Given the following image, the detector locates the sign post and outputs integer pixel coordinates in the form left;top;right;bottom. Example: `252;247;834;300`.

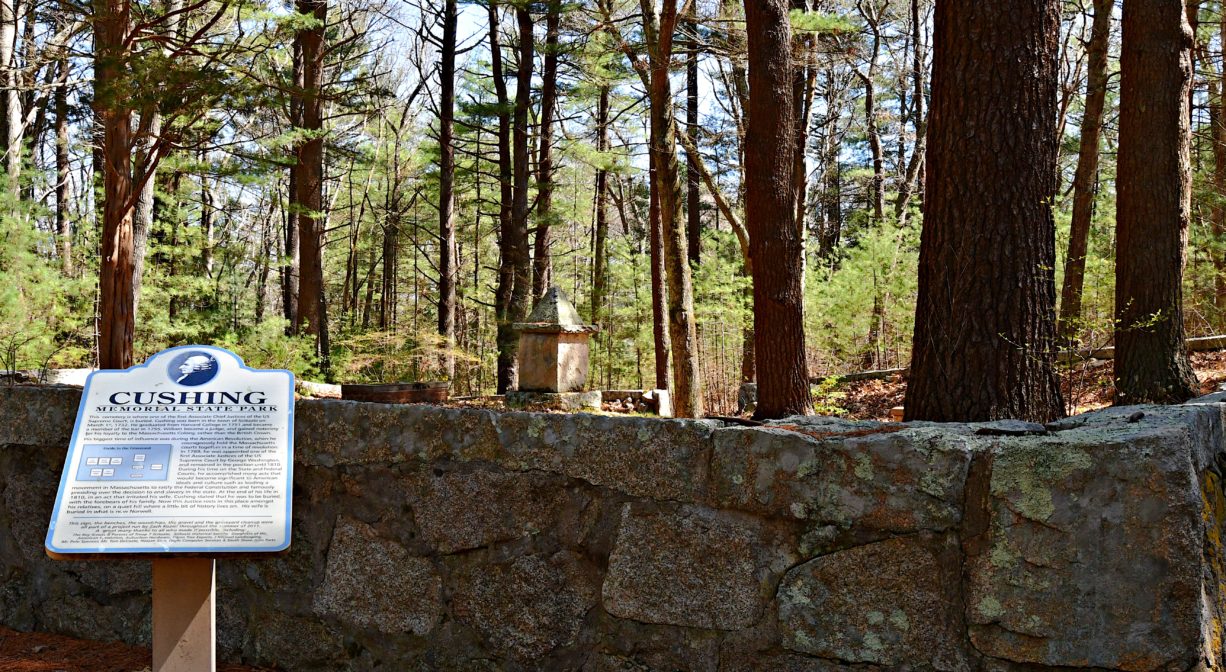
153;557;215;671
44;346;294;672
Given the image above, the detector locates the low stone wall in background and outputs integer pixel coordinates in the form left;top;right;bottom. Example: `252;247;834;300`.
2;385;1226;671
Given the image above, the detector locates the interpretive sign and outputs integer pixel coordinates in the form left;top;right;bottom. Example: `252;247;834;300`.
45;346;294;556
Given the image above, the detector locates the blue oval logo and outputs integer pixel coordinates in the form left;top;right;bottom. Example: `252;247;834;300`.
168;351;219;386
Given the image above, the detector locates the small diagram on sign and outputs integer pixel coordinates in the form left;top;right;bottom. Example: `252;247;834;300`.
75;444;172;482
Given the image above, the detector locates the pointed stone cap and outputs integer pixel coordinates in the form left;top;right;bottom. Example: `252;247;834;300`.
514;287;600;334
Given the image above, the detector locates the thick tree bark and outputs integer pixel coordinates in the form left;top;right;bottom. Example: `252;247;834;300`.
745;0;812;419
905;0;1064;422
591;83;610;327
1114;0;1199;404
437;0;457;378
532;2;561;299
1057;0;1112;340
294;0;328;372
95;0;135;369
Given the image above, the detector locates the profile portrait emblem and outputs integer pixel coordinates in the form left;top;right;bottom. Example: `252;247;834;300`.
168;351;219;386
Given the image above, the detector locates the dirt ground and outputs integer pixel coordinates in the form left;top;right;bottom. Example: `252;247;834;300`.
0;625;275;672
828;350;1226;421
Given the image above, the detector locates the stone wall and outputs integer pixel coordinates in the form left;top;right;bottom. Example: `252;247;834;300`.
2;385;1226;671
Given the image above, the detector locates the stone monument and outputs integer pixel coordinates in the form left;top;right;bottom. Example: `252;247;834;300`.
506;287;602;411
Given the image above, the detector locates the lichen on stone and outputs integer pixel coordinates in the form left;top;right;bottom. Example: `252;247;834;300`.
977;596;1005;621
989;443;1093;522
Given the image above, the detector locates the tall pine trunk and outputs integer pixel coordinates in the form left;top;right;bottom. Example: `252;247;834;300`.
745;0;812;419
1114;0;1199;404
1057;0;1112;340
437;0;457;378
905;0;1064;422
95;0;136;369
294;0;329;374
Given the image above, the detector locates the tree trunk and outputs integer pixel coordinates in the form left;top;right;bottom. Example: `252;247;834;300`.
1114;0;1199;405
857;2;885;222
201;166;216;280
649;154;671;391
380;215;398;330
361;240;375;329
894;0;927;224
283;37;302;329
685;15;701;265
818;70;844;257
167;170;182;321
591;83;610;327
645;0;702;417
95;0;136;369
507;5;534;384
490;0;518;393
792;5;817;232
494;5;534;393
1212;8;1226;321
55;53;71;275
437;0;457;378
745;0;812;419
294;0;327;356
1057;0;1112;340
905;0;1064;422
532;2;561;299
1;0;19;186
256;210;272;322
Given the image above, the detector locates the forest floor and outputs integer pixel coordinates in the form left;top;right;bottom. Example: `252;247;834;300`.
0;625;275;672
830;350;1226;421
